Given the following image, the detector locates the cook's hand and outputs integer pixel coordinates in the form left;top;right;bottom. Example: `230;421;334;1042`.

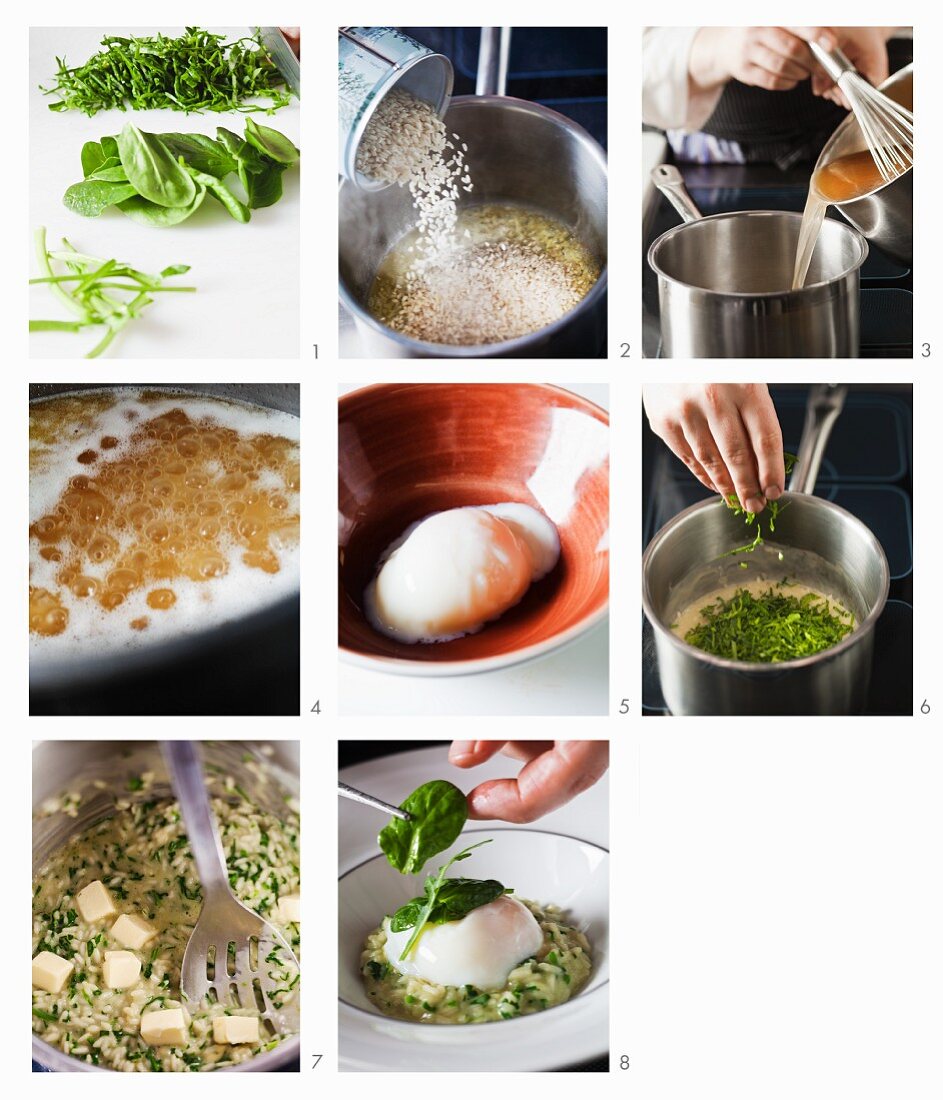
448;741;609;824
689;26;838;93
643;383;785;514
810;27;894;107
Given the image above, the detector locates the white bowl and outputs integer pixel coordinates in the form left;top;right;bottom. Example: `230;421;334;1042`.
338;828;609;1071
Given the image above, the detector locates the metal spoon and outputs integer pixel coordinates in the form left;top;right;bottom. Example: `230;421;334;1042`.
338;781;411;820
163;741;300;1033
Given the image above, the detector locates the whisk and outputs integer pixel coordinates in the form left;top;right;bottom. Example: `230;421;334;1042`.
810;42;913;184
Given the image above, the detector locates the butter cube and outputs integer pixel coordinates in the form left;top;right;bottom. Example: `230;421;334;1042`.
111;913;157;950
32;950;74;994
76;880;116;923
278;894;300;923
141;1007;188;1046
213;1015;260;1045
103;950;141;989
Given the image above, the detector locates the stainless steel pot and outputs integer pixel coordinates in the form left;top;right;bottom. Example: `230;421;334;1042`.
814;63;912;265
338;94;608;358
28;384;300;716
642;386;890;715
32;740;300;1072
648;164;867;358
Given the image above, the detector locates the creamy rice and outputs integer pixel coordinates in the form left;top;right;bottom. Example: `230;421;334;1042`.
32;772;300;1071
361;900;591;1024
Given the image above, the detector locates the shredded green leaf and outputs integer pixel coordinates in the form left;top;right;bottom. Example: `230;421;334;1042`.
683;580;855;662
41;28;292;116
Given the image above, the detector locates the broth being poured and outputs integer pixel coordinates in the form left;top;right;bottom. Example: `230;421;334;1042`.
792;71;913;290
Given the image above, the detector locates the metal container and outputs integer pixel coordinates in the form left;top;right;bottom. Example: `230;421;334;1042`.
648;164;867;358
28;384;300;716
338;26;453;189
338;95;608;357
816;63;912;265
32;740;300;1072
642;386;890;715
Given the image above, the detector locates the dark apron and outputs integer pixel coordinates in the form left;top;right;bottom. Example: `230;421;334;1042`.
702;38;913;170
702;80;848;169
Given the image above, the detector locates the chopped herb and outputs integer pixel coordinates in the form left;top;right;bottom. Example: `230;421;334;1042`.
721;453;797;557
684;581;855;662
41;28;292;116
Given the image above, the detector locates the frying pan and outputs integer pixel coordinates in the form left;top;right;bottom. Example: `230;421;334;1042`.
28;383;300;717
642;385;889;715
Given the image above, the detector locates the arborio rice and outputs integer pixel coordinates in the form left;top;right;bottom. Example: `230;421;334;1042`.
356;86;600;346
32;772;300;1071
360;900;591;1024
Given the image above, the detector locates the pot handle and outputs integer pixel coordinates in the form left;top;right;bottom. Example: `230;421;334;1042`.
788;384;847;495
477;27;511;96
651;164;704;224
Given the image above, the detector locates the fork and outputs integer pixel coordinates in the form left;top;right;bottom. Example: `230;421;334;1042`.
163;741;300;1035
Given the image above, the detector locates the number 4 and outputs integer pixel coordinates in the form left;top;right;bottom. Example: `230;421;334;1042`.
311;700;321;714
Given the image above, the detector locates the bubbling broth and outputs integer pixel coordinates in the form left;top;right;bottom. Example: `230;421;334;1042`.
29;389;300;658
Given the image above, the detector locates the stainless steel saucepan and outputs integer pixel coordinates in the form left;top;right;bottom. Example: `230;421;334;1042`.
642;385;889;715
814;63;912;265
338;29;607;358
648;165;867;358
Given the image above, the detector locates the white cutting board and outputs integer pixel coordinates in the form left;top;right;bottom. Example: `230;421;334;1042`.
29;27;300;359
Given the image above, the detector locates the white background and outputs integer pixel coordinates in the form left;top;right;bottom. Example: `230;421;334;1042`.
13;3;941;1098
29;26;300;359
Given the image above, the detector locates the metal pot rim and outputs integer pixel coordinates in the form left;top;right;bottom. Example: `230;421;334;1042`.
647;209;867;298
338;94;609;357
641;493;890;673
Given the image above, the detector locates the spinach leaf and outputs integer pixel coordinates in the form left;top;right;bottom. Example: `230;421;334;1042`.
379;780;467;875
426;877;509;923
244;117;300;165
390;877;508;932
184;165;250;224
80;141;106;177
117;186;206;228
87;165;128;183
246;162;286;209
215;126;267;197
117;125;196;209
101;136;120;161
63;180;138;218
156;133;237;179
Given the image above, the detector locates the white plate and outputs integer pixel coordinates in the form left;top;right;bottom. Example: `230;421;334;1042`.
338;745;610;1072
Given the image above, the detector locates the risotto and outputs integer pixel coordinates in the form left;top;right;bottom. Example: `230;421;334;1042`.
361;900;591;1024
32;770;300;1071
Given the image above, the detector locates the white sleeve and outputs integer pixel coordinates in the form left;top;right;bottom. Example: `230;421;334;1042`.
642;27;725;133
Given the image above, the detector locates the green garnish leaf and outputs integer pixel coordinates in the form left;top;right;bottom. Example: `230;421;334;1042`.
379;780;468;875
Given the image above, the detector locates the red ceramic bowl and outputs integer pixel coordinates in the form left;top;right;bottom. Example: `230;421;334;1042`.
338;383;609;675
